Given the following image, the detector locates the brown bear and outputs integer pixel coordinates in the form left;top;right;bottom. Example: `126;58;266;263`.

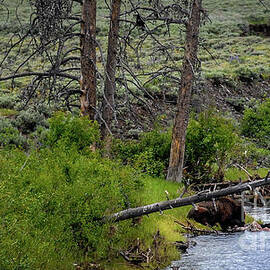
187;197;245;230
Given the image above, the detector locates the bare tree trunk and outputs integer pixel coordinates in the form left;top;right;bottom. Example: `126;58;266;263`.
101;0;121;139
167;0;202;182
104;173;270;222
80;0;96;120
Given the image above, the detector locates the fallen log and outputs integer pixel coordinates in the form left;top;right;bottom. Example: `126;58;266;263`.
104;172;270;222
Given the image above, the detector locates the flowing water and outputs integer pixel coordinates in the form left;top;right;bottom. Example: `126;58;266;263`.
166;207;270;270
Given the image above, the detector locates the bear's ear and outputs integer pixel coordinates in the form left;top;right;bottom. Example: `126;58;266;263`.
197;206;209;214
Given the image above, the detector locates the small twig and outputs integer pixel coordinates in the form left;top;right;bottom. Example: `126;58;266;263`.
174;219;220;235
258;0;270;11
19;155;30;172
179;185;188;198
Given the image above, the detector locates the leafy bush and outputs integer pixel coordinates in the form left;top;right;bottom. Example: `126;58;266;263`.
241;99;270;148
0;144;142;269
114;111;239;181
234;65;258;83
0;93;18;109
45;112;100;151
243;142;270;167
185;110;238;182
133;150;166;176
113;127;171;177
14;108;48;134
0;118;26;147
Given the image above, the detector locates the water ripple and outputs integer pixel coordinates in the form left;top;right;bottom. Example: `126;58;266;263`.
166;207;270;270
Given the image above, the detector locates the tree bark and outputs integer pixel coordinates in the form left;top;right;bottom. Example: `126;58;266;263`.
104;173;270;222
167;0;202;182
80;0;96;120
101;0;121;139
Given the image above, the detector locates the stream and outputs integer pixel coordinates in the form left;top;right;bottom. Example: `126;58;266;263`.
166;207;270;270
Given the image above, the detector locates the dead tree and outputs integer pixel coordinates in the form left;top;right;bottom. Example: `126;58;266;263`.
167;0;202;182
101;0;121;139
0;0;95;116
0;0;81;110
0;1;202;140
80;0;97;120
105;173;270;222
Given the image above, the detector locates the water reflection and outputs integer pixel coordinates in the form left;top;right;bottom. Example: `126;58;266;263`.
166;207;270;270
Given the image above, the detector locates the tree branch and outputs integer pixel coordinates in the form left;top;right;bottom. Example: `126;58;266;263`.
104;172;270;222
0;72;79;82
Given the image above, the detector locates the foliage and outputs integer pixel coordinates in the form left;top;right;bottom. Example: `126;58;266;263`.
0;118;26;147
114;110;239;182
0;108;18;117
0;102;55;148
234;140;270;168
241;99;270;148
0;93;18;109
0;144;143;269
14;108;48;134
185;110;239;182
0;112;191;269
225;166;269;182
45;112;100;151
113;127;171;177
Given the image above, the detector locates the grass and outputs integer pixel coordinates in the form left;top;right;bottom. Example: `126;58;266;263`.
225;167;270;181
1;0;270;98
137;176;191;242
199;0;270;82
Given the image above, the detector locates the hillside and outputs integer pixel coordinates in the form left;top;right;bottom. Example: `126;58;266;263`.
0;0;269;126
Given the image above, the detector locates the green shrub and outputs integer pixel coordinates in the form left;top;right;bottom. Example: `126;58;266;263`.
11;101;57;135
114;111;239;181
243;142;270;167
133;150;166;176
113;127;171;177
45;112;100;151
0;146;142;269
185;110;238;182
234;65;258;82
0;93;19;109
241;99;270;148
0;118;26;147
14;108;48;134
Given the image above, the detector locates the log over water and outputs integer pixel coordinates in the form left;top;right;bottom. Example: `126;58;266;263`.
104;172;270;222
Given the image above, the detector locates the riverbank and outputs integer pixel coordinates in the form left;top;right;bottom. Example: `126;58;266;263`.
100;177;193;270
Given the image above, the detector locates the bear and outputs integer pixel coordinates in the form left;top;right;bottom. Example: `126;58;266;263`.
187;197;245;230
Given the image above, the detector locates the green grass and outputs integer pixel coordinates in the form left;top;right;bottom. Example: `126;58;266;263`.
225;167;270;181
138;176;191;242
